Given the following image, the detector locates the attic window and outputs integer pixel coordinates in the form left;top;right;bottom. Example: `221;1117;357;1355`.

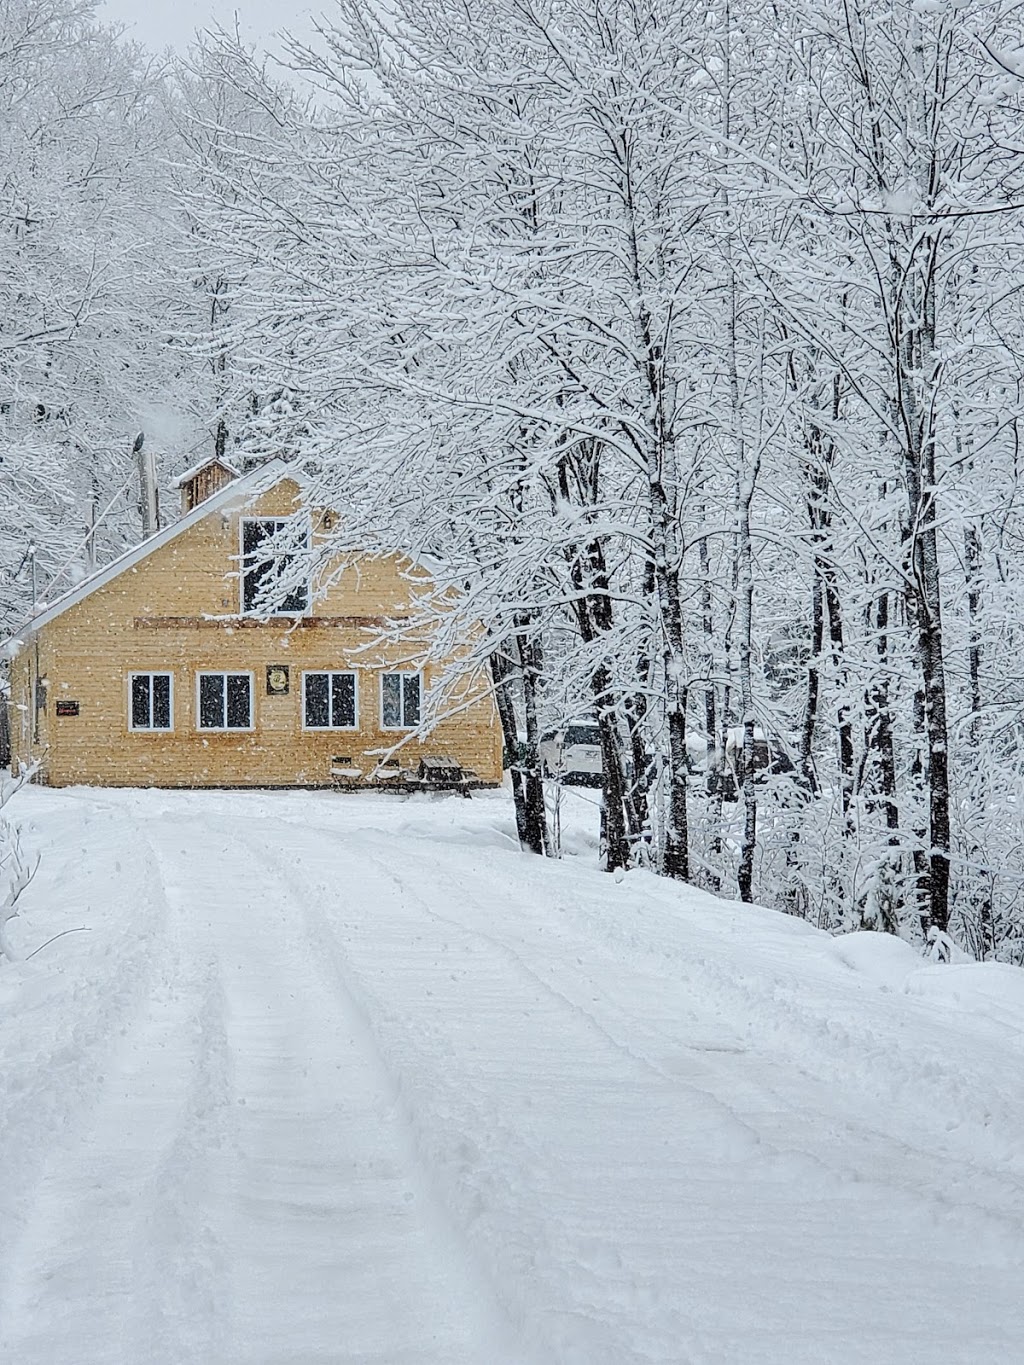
241;517;310;615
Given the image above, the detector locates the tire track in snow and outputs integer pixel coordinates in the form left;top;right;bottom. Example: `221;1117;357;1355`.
0;805;232;1365
380;831;1024;1252
512;855;1024;1220
237;818;721;1365
148;812;532;1365
0;801;172;1236
129;795;1024;1260
227;822;559;1365
249;813;1024;1365
11;789;1024;1363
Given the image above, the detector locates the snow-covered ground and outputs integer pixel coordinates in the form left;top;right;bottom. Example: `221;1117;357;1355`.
2;786;1024;1365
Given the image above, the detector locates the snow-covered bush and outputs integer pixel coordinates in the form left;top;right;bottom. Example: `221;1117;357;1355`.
0;767;39;963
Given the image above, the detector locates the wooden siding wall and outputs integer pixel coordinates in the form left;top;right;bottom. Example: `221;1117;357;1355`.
180;462;235;513
10;481;503;789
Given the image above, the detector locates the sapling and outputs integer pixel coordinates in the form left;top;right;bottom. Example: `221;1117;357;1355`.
0;765;40;963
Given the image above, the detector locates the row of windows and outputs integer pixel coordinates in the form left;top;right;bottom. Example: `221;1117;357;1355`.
130;670;422;733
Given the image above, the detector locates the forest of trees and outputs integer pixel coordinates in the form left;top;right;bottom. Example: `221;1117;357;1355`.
6;0;1024;960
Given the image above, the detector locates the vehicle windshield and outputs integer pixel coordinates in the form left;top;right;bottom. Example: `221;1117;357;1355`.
564;725;601;746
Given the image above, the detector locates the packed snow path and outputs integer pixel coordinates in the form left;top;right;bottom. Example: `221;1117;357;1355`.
2;789;1024;1364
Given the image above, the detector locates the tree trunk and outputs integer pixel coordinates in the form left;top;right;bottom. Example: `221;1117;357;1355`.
911;520;952;932
964;522;983;748
517;623;551;858
865;589;899;835
696;516;722;891
491;628;549;859
898;260;952;933
555;447;635;870
823;568;855;818
730;296;757;902
490;646;533;852
893;18;952;936
736;491;757;904
593;665;631;872
799;572;823;795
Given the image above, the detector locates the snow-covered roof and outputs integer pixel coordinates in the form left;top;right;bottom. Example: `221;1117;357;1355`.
172;455;241;488
6;458;290;645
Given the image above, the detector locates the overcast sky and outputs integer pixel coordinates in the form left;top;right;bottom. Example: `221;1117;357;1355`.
99;0;318;57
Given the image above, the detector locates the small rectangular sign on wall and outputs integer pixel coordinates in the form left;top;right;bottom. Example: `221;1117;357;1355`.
266;666;290;696
55;700;80;717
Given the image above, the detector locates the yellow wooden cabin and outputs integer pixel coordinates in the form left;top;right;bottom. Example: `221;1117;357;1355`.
5;458;503;790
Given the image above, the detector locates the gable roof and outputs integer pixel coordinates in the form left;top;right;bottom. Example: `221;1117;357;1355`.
6;457;292;646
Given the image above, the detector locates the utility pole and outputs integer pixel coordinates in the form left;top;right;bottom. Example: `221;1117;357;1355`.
134;431;159;539
86;476;97;574
15;542;38;609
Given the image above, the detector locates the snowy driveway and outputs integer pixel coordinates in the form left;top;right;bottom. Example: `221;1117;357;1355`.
2;787;1024;1364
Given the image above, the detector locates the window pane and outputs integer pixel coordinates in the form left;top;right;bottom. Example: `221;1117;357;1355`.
242;519;274;556
403;674;421;727
382;673;401;727
131;674;151;729
152;674;172;729
242;518;307;615
279;580;308;613
243;559;267;613
332;673;356;727
199;674;224;729
242;520;276;613
226;674;251;729
305;673;329;728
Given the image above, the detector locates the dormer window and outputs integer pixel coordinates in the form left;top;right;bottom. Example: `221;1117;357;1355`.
240;517;310;615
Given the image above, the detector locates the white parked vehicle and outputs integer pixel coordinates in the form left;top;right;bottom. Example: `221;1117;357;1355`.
539;721;603;786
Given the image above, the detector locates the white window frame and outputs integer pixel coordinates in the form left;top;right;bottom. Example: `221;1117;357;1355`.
380;670;422;731
128;671;174;733
238;515;312;618
301;670;359;731
195;670;255;732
